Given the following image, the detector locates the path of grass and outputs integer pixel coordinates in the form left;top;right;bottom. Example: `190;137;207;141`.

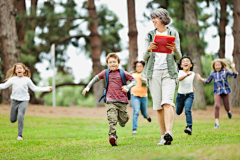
0;114;239;160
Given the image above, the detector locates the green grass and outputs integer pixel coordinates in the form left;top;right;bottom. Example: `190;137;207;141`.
0;114;240;160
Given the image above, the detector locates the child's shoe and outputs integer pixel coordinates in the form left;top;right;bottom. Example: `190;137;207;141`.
132;130;137;135
109;136;117;146
119;123;125;127
164;131;173;145
227;111;232;119
17;136;23;140
214;123;220;129
146;117;152;122
157;135;166;146
184;126;192;135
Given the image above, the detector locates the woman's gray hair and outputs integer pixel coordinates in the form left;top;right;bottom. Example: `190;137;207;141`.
150;8;171;25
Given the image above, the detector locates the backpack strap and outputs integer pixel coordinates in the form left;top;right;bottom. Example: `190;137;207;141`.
119;69;126;85
98;69;110;103
119;69;131;100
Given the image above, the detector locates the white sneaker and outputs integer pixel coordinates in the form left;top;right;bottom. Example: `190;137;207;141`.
157;136;166;146
17;136;23;140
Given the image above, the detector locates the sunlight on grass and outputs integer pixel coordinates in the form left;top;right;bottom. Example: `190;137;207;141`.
0;114;239;160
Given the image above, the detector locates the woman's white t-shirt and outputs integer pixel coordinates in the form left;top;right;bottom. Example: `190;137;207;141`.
0;76;50;101
178;70;195;94
153;30;168;69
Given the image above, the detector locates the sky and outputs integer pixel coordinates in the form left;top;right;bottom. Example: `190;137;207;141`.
29;0;234;83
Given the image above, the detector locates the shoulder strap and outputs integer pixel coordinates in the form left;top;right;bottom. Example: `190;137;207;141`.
105;69;110;88
119;69;126;85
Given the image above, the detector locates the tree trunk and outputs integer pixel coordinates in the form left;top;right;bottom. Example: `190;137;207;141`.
0;0;20;104
87;0;104;107
14;0;26;46
127;0;138;72
230;0;240;107
184;0;206;109
218;0;227;58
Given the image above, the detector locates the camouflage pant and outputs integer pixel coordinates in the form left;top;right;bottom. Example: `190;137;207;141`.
107;102;129;139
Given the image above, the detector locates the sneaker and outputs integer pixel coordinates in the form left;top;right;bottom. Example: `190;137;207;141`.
214;123;220;129
17;136;23;140
157;136;166;146
147;117;152;122
164;132;173;145
228;111;232;119
184;127;192;135
132;130;137;135
119;123;125;127
109;136;117;146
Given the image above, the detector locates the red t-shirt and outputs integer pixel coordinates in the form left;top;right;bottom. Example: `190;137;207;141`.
98;69;135;103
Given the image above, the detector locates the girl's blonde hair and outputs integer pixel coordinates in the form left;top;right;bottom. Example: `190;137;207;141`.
211;58;231;72
4;63;31;82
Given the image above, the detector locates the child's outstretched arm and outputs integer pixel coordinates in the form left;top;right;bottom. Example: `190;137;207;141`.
122;72;137;93
179;72;192;81
122;79;137;93
0;78;14;90
27;78;52;92
196;73;213;84
195;73;204;82
82;75;101;96
227;62;238;78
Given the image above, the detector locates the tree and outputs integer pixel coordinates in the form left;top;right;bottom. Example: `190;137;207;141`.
184;0;206;109
207;0;232;58
0;0;20;104
87;0;104;107
230;0;240;107
127;0;138;72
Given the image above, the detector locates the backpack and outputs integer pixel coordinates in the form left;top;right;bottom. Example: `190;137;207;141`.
98;69;131;103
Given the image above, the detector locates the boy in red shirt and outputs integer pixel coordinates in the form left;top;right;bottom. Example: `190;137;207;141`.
82;53;137;146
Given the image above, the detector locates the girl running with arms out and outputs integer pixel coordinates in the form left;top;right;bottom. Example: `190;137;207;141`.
196;59;238;128
0;63;52;140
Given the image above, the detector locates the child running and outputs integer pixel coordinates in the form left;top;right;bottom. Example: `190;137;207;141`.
176;56;195;135
0;63;52;140
196;59;238;128
130;60;151;135
82;53;137;146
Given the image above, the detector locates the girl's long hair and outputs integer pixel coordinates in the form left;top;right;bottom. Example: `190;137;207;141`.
211;58;231;72
4;63;31;82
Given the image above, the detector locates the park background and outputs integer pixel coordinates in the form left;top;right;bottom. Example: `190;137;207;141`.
0;0;240;159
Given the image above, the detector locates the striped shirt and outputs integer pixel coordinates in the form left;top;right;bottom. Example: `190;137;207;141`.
98;69;135;103
204;69;238;95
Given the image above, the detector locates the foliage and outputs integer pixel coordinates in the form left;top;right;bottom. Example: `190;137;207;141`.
0;114;240;159
35;72;95;107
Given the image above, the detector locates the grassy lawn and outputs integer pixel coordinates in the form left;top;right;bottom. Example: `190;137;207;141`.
0;114;239;160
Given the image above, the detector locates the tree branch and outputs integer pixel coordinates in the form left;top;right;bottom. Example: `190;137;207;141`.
55;34;86;46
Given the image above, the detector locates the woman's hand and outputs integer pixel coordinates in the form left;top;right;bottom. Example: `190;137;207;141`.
82;87;90;96
147;42;158;52
49;86;53;91
166;42;177;52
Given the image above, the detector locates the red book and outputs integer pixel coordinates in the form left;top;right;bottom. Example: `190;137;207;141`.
152;35;175;54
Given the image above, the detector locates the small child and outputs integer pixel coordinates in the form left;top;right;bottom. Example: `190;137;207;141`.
176;56;195;135
130;60;151;135
0;63;52;140
196;59;238;128
82;53;137;146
